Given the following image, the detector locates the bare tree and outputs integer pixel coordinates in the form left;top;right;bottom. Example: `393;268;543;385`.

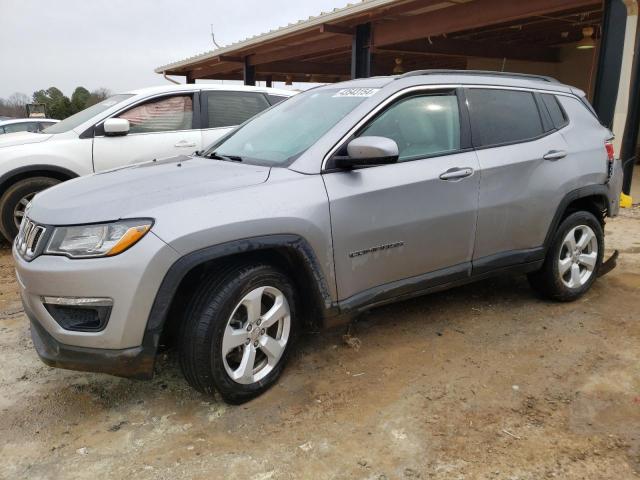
0;92;29;118
86;88;112;107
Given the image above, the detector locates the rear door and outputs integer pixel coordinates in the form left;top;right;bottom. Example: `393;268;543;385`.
92;92;201;171
323;89;480;301
200;90;271;149
466;87;571;271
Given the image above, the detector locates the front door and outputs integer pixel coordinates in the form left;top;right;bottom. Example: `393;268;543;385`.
323;90;480;302
92;92;201;172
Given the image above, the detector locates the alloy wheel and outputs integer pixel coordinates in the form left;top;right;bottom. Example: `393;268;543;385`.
558;224;598;289
13;193;35;230
222;286;291;385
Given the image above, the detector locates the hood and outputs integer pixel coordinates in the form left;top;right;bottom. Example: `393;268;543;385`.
0;132;53;148
28;155;271;225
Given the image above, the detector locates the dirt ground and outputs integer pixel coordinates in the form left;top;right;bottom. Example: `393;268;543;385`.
0;206;639;479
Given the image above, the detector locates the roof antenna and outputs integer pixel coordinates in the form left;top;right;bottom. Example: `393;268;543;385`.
211;24;222;49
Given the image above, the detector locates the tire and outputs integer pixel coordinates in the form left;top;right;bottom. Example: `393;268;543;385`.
528;211;604;302
0;177;60;241
179;263;298;404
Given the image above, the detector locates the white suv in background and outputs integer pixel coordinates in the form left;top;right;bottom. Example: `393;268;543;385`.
0;84;294;240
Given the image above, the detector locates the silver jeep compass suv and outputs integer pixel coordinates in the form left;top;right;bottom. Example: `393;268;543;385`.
14;71;623;403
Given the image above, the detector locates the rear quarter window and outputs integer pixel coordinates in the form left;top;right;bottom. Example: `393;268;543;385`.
556;96;603;130
555;95;606;153
267;94;289;105
466;88;544;147
541;93;568;130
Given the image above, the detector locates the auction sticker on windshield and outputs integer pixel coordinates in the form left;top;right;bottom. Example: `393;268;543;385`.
333;88;379;97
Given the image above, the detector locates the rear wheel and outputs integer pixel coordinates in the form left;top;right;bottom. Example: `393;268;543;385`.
179;263;297;404
0;177;60;241
528;211;603;301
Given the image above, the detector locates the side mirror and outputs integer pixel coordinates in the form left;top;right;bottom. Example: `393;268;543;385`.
103;118;130;136
334;136;399;169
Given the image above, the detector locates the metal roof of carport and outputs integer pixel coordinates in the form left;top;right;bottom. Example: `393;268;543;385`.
155;0;603;84
155;0;401;75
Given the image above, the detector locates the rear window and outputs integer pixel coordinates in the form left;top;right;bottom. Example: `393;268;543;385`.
541;93;568;129
466;88;544;147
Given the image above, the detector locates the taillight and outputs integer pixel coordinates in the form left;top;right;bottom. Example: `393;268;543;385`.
605;140;615;178
605;141;615;161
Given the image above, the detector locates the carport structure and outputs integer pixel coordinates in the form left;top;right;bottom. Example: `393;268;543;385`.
157;0;639;197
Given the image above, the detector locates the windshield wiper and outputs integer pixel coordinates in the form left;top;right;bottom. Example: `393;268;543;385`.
206;151;243;162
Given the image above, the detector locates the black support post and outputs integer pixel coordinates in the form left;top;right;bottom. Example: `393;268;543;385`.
186;73;195;84
620;20;640;195
592;0;627;128
243;58;256;86
351;23;372;79
265;75;273;88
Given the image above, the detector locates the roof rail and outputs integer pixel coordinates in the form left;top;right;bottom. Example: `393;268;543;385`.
398;69;559;83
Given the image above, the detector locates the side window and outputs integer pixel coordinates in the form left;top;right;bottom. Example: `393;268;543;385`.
466;89;544;147
541;93;568;130
206;91;270;128
118;95;193;134
358;93;461;162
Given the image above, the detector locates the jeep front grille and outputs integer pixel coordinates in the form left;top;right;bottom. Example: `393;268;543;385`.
16;218;46;260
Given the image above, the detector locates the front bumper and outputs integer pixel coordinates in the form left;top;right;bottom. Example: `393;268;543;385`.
29;315;154;379
13;231;180;378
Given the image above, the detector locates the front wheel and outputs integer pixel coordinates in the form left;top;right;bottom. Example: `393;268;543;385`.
179;263;297;404
528;211;604;301
0;177;60;241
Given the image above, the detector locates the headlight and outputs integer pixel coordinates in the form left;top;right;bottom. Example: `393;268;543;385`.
45;219;153;258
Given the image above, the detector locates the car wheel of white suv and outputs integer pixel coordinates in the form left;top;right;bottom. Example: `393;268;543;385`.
0;176;60;241
528;211;604;301
179;263;298;403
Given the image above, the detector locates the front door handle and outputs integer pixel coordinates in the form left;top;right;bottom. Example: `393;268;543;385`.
439;167;474;181
175;140;197;148
543;150;567;161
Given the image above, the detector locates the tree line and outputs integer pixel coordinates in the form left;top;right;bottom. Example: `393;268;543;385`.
0;87;111;120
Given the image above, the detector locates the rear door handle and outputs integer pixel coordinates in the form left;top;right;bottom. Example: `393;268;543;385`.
439;167;474;181
543;150;567;161
175;140;197;148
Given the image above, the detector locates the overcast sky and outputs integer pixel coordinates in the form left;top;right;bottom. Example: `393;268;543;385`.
0;0;349;98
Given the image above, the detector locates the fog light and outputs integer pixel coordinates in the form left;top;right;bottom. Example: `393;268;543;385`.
42;297;113;332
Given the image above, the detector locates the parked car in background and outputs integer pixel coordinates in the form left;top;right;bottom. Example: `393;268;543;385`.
13;71;622;403
0;84;293;240
0;118;59;135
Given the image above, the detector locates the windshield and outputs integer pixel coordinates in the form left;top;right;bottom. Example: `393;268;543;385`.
42;94;134;134
203;88;376;166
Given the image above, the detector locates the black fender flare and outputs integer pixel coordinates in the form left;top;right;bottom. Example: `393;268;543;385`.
543;184;610;251
140;234;336;363
0;164;79;196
